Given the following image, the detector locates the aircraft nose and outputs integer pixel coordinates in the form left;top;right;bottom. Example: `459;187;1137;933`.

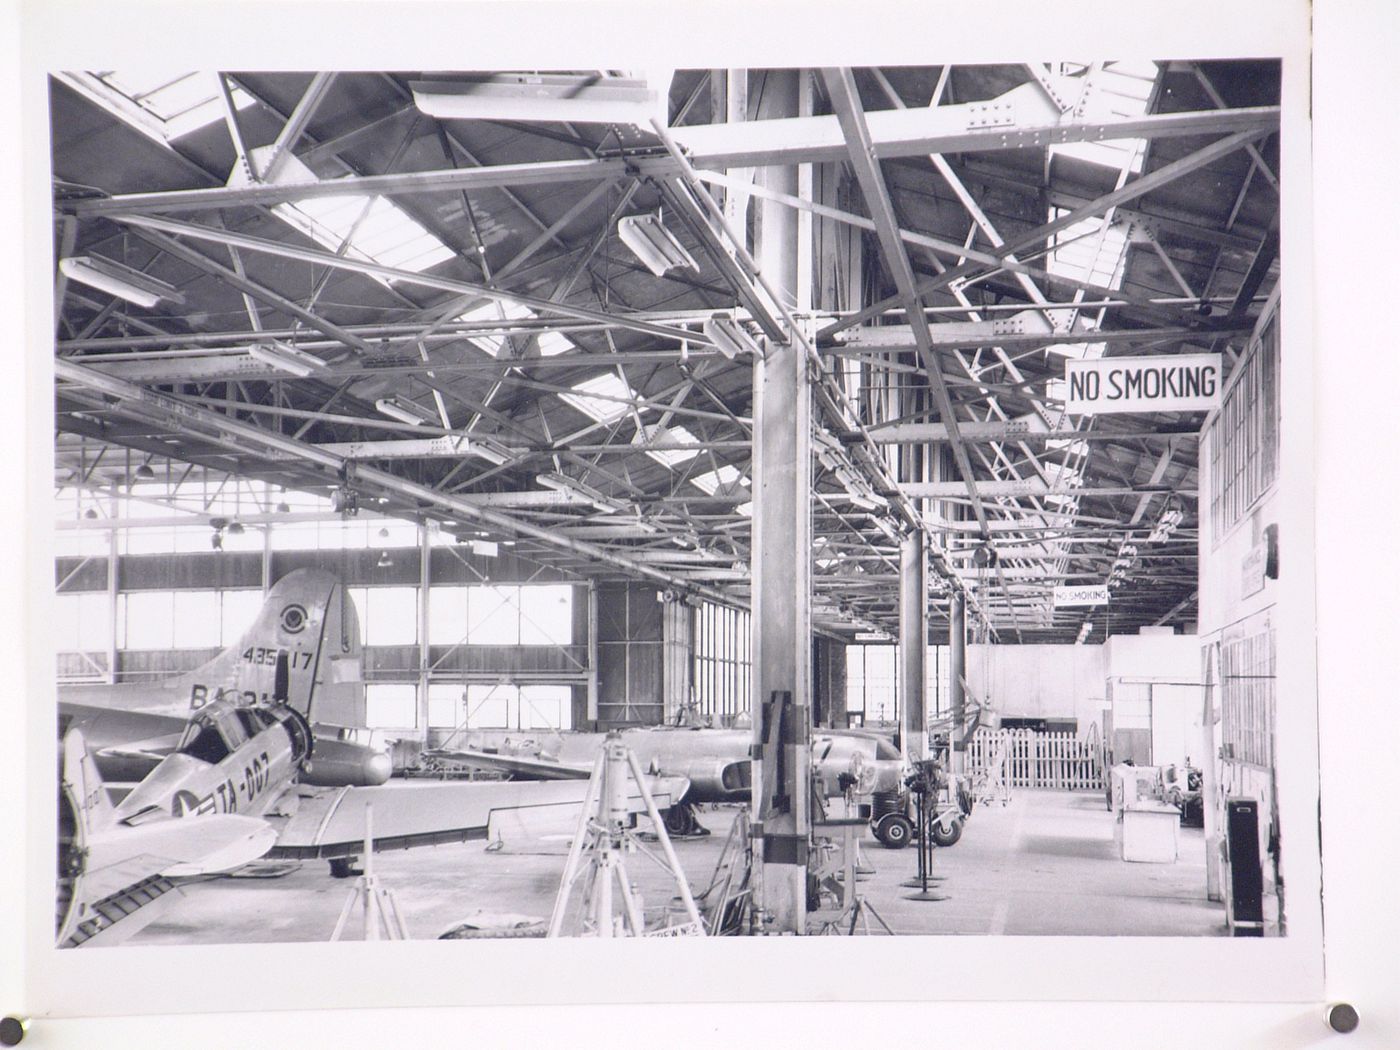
365;751;393;786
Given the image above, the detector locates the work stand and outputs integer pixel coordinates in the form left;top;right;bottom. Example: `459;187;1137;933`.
330;805;410;941
812;817;894;935
547;732;705;937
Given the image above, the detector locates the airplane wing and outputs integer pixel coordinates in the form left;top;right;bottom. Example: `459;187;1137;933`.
58;730;279;948
268;775;691;859
422;747;592;781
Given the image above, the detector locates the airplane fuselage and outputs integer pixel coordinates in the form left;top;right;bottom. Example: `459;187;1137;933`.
112;700;311;825
454;725;905;803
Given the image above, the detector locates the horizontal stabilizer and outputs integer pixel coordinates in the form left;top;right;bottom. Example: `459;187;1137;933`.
81;814;277;897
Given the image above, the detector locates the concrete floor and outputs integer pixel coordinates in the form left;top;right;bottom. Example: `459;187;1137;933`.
124;788;1225;944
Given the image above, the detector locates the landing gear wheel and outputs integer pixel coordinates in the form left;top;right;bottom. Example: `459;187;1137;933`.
929;817;964;848
874;813;914;849
328;857;362;879
663;804;698;837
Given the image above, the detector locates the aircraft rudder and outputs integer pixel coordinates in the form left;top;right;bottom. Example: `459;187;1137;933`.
178;568;348;716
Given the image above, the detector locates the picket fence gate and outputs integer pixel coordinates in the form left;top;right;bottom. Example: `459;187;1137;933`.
964;728;1104;792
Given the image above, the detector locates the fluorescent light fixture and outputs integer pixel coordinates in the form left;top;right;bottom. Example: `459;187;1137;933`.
411;73;664;126
847;492;883;512
703;314;761;359
813;432;849;474
249;340;329;378
59;255;185;309
536;472;575;495
536;472;622;514
469;539;499;558
466;434;515;467
617;213;699;277
376;397;436;426
872;518;900;541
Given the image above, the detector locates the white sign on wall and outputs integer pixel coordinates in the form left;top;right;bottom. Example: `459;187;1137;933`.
1065;354;1223;414
1054;584;1110;608
1242;540;1268;597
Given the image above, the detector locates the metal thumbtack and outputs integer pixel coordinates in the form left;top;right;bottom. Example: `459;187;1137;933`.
1325;1003;1360;1034
0;1016;29;1047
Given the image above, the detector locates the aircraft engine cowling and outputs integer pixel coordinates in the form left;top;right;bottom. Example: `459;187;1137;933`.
663;756;751;803
300;737;392;787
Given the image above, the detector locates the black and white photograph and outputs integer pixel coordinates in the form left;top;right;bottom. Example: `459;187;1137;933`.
5;0;1399;1044
44;58;1300;945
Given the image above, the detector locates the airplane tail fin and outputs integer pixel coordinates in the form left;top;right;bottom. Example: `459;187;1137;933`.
58;729;277;947
178;568;365;726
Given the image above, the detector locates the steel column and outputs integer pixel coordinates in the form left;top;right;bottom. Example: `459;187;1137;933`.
750;70;810;935
949;591;967;775
900;530;929;763
418;526;432;743
586;582;600;725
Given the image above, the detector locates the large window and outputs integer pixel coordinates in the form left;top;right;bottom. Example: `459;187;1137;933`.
270;516;419;552
1209;309;1280;542
694;602;751;718
845;644;951;725
116;590;251;650
847;645;898;723
428;584;573;648
346;586;419;646
461;683;572;730
366;683;417;729
427;683;465;730
1221;628;1275;770
53;592;112;652
219;590;266;646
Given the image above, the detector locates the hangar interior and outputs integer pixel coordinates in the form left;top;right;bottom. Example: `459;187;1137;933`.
48;62;1284;940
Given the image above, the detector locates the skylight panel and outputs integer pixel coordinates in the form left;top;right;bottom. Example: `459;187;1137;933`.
455;300;533;357
1048;212;1131;291
453;300;573;358
59;71;257;144
1049;61;1158;174
1046;438;1090;459
1041;461;1083;508
1044;207;1131;363
227;148;455;279
535;329;574;357
560;373;636;425
273;194;455;276
642;424;701;468
1042;462;1081;489
691;464;749;496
